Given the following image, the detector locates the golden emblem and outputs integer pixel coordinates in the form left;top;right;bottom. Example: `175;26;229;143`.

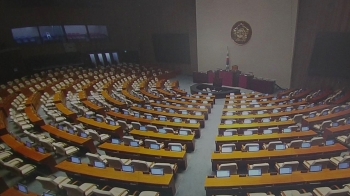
231;21;252;45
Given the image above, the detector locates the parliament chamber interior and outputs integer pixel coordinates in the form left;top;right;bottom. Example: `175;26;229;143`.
1;0;350;196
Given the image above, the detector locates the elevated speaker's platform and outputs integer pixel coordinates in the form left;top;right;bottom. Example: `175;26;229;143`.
190;83;240;99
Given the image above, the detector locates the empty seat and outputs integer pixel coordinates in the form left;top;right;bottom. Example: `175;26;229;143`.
330;155;350;167
336;135;350;144
138;191;160;196
4;161;36;176
313;120;332;131
248;193;274;196
105;156;131;170
287;140;303;148
151;162;176;174
248;163;269;173
220;144;236;152
62;183;97;196
92;186;129;196
53;143;79;156
242;143;259;151
280;190;313;196
217;163;237;175
275;161;299;171
36;175;71;192
130;160;153;172
86;153;109;165
303;158;330;169
144;139;164;149
312;186;349;196
263;141;283;150
309;137;324;146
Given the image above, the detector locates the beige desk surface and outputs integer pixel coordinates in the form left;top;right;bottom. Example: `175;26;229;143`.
56;161;173;185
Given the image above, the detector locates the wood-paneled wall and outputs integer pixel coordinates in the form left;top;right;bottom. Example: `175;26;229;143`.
291;0;350;89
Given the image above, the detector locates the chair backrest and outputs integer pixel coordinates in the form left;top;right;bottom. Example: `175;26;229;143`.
86;153;102;165
62;184;85;196
105;157;124;170
281;161;299;171
310;137;324;146
244;143;259;150
218;163;237;175
146;125;158;132
152;163;173;174
324;188;349;196
41;140;55;152
53;143;67;155
130;160;150;172
36;176;59;191
312;158;330;168
288;140;303;148
144;139;157;148
250;163;269;173
89;131;101;142
266;141;282;150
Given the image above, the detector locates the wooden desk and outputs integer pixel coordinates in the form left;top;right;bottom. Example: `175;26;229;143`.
215;130;317;151
99;142;187;169
78;91;88;101
56;161;176;195
101;90;127;108
24;106;44;126
224;97;290;105
130;129;195;151
1;187;38;196
76;117;123;138
1;134;57;172
205;168;350;196
150;102;209;118
25;92;41;110
331;92;350;104
218;120;296;134
41;125;97;153
0;111;7;136
106;111;201;138
221;105;330;120
55;103;77;121
166;99;212;111
302;109;350;126
81;100;105;116
324;124;350;139
52;92;63;103
223;104;294;112
130;106;205;128
211;143;347;171
122;90;144;104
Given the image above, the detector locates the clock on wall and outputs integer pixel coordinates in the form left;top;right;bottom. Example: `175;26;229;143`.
231;21;252;45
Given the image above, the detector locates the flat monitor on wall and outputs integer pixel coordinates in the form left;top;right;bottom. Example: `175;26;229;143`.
12;27;41;44
87;25;108;40
39;26;65;42
64;25;88;41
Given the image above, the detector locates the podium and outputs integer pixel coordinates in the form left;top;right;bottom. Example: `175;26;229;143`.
239;74;254;88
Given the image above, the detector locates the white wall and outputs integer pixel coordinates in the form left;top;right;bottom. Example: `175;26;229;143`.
196;0;298;88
